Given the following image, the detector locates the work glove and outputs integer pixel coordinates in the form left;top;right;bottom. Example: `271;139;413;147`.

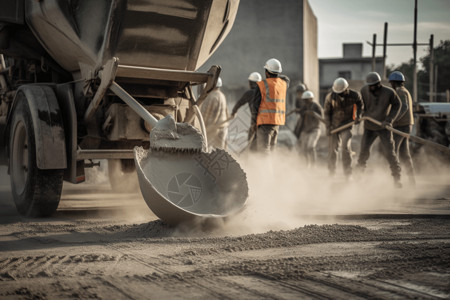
381;120;392;129
354;117;361;125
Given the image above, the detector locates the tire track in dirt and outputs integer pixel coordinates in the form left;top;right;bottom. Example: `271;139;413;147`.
365;277;445;299
0;254;122;280
224;275;338;300
154;250;330;299
301;272;438;299
104;243;277;299
145;237;450;299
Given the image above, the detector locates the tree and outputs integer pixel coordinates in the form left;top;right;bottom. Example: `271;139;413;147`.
420;40;450;100
388;40;450;102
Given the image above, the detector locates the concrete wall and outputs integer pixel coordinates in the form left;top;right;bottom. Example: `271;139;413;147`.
302;0;318;99
199;0;318;111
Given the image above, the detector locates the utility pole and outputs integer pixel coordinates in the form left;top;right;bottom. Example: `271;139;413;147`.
368;1;433;103
413;0;418;102
434;65;438;102
429;34;434;102
371;34;377;72
383;22;388;80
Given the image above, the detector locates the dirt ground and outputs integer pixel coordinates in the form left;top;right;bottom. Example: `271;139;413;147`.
1;161;450;299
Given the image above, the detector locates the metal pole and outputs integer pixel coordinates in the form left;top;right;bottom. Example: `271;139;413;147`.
413;0;418;102
372;34;377;72
429;34;434;102
434;65;438;102
383;22;388;80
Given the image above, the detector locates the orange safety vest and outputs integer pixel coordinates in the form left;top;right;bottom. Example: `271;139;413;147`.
256;78;286;126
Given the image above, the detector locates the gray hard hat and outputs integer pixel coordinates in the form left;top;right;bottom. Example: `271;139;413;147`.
366;72;381;86
296;83;306;93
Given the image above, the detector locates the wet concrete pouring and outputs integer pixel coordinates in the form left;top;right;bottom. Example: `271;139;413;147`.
0;164;450;299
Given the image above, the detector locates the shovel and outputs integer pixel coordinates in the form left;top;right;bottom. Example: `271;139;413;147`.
110;82;248;226
330;121;355;135
363;116;450;156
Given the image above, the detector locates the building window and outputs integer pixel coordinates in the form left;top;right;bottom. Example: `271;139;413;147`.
338;71;352;80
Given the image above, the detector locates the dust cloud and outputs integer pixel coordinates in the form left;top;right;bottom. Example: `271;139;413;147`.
64;147;449;236
59;160;153;224
222;147;450;235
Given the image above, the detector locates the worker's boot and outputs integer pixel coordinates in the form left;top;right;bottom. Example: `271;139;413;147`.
393;177;402;189
344;170;353;182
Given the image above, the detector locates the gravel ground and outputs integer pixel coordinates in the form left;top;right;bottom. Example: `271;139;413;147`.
1;163;450;299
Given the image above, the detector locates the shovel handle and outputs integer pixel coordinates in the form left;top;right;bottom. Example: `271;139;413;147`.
363;116;450;155
330;121;355;135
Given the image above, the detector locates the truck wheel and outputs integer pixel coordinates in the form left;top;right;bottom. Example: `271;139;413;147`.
9;94;63;217
108;159;139;193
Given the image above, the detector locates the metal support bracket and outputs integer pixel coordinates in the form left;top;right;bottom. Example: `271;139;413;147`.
84;58;119;121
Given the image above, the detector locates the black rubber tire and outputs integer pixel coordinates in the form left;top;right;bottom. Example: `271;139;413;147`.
9;93;63;217
108;159;139;193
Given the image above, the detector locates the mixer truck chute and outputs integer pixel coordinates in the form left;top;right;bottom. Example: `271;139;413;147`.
0;0;248;224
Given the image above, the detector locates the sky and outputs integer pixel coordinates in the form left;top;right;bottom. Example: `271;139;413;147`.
308;0;450;67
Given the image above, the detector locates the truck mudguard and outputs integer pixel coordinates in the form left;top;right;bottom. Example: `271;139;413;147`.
7;85;67;170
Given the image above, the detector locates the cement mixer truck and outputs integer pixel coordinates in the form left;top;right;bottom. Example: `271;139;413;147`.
0;0;248;224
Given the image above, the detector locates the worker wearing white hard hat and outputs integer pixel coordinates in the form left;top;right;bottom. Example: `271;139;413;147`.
200;77;229;149
253;58;290;153
295;90;323;166
231;72;263;152
323;77;363;179
295;83;307;109
231;72;262;118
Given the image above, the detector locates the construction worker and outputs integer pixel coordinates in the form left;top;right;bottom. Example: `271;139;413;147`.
253;58;289;153
293;83;307;137
296;91;324;166
356;72;403;187
200;77;229;149
295;83;307;110
231;72;262;150
388;71;416;185
324;77;363;179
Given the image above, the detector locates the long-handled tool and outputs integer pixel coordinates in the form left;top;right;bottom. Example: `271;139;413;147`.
330;121;355;135
363;116;450;155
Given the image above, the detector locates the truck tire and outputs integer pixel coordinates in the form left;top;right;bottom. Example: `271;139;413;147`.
9;94;63;217
108;159;139;193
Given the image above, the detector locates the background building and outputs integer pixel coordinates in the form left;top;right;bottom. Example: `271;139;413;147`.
318;43;383;104
199;0;318;132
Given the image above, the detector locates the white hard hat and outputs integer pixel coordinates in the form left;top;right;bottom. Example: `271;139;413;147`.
216;77;222;88
301;91;314;99
248;72;262;82
332;77;349;93
264;58;282;74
